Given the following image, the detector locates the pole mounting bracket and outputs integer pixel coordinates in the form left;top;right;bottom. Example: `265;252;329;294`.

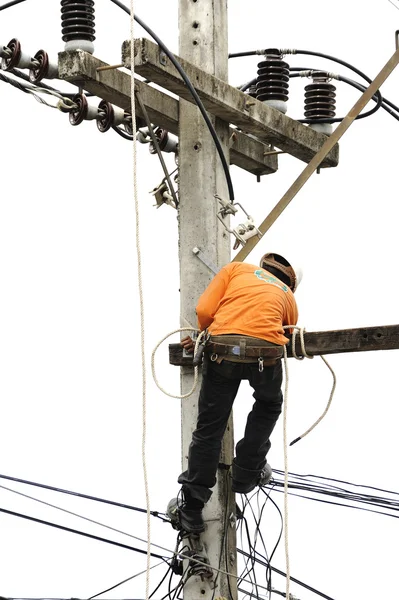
193;247;219;275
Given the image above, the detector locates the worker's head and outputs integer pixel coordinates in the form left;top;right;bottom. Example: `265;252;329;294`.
259;253;302;293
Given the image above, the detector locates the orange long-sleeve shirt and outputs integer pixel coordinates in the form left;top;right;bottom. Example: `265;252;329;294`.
196;262;298;346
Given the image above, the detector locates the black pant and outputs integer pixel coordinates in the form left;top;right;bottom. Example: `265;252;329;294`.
178;354;283;503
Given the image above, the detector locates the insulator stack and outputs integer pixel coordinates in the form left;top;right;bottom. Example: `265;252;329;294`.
61;0;95;54
304;71;336;135
256;49;289;114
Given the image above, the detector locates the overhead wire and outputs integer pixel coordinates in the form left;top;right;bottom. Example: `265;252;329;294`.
88;561;165;600
0;506;168;560
0;472;167;519
0;0;27;10
237;548;336;600
108;0;235;201
0;481;165;550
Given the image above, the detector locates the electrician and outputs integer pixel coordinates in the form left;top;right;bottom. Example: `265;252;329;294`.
171;253;301;534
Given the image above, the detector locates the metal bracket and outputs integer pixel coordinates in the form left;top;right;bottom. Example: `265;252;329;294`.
193;247;219;275
150;176;178;209
216;194;261;248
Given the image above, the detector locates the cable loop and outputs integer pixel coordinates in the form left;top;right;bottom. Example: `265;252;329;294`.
151;328;205;399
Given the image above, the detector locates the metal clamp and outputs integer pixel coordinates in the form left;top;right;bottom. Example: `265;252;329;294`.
216;194;260;248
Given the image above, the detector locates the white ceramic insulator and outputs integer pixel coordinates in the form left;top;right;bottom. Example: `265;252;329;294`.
64;39;94;54
263;99;288;114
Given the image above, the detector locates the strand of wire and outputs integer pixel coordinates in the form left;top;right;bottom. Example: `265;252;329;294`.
88;561;165;599
0;472;167;518
0;481;170;552
151;328;206;399
129;4;151;600
283;326;337;445
0;71;77;111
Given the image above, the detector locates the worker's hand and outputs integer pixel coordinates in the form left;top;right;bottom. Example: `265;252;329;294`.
181;336;195;353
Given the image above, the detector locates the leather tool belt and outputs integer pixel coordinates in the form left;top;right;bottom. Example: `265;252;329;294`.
206;334;284;363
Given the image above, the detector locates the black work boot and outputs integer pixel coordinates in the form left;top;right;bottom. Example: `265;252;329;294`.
168;490;205;534
179;491;205;534
231;460;272;494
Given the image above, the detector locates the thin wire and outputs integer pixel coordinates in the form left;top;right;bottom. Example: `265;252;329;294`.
88;561;165;599
0;72;76;111
0;482;158;549
237;549;336;600
0;472;166;518
387;0;399;10
0;506;167;560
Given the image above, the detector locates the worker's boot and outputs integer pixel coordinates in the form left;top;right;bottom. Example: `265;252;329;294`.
231;460;272;494
168;490;205;534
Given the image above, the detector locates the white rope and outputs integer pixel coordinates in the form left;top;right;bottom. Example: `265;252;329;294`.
286;325;337;446
280;325;337;600
151;328;206;398
282;345;291;600
129;4;151;599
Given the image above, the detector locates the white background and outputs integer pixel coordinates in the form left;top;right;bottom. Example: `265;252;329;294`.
1;1;399;599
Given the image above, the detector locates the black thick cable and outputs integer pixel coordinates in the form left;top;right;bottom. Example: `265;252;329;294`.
0;506;167;560
0;0;26;10
0;472;166;520
112;124;134;140
108;0;235;201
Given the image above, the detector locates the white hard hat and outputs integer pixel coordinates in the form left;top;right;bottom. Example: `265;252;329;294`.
259;252;302;293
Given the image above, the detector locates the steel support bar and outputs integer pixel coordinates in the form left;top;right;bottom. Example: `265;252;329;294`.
57;50;277;176
233;44;399;262
123;38;339;168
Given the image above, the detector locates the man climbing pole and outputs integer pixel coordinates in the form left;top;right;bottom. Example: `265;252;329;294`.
170;253;301;534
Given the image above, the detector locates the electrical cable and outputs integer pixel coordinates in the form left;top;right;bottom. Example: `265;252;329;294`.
237;548;336;600
108;0;235;201
0;0;27;10
112;123;134;140
0;472;167;520
231;47;386;123
0;71;76;111
0;481;167;550
88;561;165;600
0;506;168;560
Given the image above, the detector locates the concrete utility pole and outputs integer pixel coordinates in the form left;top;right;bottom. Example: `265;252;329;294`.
177;2;236;600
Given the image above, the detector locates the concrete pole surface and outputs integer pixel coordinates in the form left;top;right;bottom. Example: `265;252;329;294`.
178;1;237;599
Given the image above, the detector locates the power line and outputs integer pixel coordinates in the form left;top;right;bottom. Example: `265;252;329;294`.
238;548;336;600
0;0;27;11
0;506;168;560
0;472;167;519
88;561;166;600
